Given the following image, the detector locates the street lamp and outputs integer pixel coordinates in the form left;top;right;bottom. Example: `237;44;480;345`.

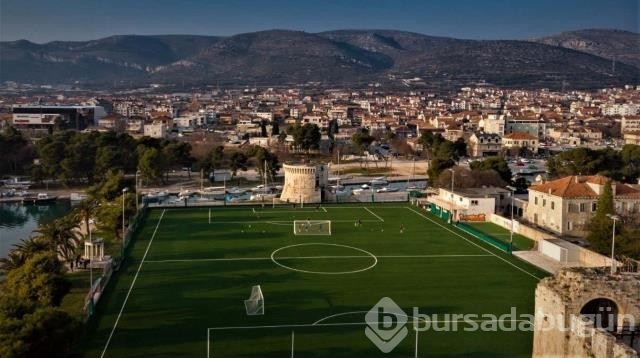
506;186;517;253
606;214;620;275
88;218;93;290
122;187;128;257
135;171;140;212
449;168;455;223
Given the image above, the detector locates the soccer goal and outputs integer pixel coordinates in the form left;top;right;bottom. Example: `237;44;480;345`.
244;285;264;315
293;220;332;235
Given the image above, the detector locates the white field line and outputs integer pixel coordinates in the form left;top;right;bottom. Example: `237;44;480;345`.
207;319;531;331
100;209;166;358
311;310;527;325
327;206;407;209
207;220;380;224
364;207;384;222
144;254;492;264
257;210;322;214
405;207;541;280
322;206;327;212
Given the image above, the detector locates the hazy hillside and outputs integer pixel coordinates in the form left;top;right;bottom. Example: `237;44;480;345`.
533;29;640;69
1;29;638;88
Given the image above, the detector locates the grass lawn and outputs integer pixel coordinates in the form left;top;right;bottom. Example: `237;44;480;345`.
82;203;547;357
466;222;536;251
60;270;91;321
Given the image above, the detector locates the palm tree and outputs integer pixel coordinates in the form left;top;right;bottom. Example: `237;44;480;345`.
72;199;96;237
0;237;49;274
32;217;81;267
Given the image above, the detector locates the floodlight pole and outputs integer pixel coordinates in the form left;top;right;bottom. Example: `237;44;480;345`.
506;186;516;253
449;168;455;223
135;171;140;212
122;187;128;257
89;220;93;290
606;214;620;275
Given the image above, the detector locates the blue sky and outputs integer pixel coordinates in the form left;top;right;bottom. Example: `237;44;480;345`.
1;0;638;43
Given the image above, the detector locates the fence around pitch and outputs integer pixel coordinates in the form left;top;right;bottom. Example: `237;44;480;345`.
454;222;512;254
83;203;148;320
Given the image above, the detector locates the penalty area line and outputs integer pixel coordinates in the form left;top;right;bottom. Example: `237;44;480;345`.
364;207;384;222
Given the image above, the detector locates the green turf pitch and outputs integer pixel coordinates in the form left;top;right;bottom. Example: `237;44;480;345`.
83;204;547;357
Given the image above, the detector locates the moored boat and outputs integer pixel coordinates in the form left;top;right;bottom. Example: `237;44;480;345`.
22;193;58;205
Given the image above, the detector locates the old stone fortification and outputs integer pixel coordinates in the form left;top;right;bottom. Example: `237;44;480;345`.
533;268;640;357
279;163;328;204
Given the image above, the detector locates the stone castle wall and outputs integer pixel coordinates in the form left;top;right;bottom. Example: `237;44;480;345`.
533;268;640;357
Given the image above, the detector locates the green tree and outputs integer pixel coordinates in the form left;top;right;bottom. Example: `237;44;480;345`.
253;147;280;181
470;157;512;183
87;169;126;201
351;128;374;152
0;126;32;174
289;123;321;151
229;152;248;178
138;147;166;184
94;145;123;176
427;158;455;184
2;252;70;307
586;180;615;254
0;307;79;358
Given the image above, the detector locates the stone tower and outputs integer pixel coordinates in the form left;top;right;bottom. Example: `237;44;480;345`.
279;163;328;204
533;268;640;357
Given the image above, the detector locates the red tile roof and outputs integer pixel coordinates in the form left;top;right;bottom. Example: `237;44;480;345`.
504;131;537;140
529;175;640;198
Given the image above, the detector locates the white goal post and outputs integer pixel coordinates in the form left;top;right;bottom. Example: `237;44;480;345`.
244;285;264;316
293;220;332;235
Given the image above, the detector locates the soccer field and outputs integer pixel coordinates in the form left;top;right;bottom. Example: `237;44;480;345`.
84;203;548;357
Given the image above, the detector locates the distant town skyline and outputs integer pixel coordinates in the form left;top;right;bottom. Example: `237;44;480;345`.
0;0;638;43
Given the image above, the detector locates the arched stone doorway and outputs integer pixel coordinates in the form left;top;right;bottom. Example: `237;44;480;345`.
580;298;619;331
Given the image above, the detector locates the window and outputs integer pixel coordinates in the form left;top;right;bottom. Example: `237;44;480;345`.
471;200;479;206
579;203;586;212
543;199;546;207
592;202;597;212
551;202;555;210
535;197;538;205
567;221;573;230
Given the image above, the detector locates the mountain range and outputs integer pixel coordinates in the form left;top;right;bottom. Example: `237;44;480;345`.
1;29;638;89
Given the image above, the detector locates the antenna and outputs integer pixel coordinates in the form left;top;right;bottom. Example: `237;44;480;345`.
612;59;616;74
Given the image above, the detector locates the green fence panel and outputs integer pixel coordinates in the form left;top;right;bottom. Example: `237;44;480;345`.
454;222;511;253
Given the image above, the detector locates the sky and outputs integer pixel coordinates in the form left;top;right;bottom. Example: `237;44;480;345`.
1;0;638;43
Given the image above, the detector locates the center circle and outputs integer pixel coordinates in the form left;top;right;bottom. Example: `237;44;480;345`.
270;243;378;275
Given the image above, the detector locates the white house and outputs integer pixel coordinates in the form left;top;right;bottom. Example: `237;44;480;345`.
428;187;510;222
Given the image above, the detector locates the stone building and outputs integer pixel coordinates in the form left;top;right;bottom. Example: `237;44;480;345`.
533;268;640;357
467;132;502;157
524;175;640;237
279;163;328;204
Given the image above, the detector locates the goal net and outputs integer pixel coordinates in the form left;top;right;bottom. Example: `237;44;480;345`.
293;220;332;235
244;285;264;316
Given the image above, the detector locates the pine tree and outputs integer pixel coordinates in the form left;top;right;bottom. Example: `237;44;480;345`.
586;180;615;254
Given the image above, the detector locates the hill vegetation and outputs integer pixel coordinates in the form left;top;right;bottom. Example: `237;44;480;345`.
1;29;638;89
